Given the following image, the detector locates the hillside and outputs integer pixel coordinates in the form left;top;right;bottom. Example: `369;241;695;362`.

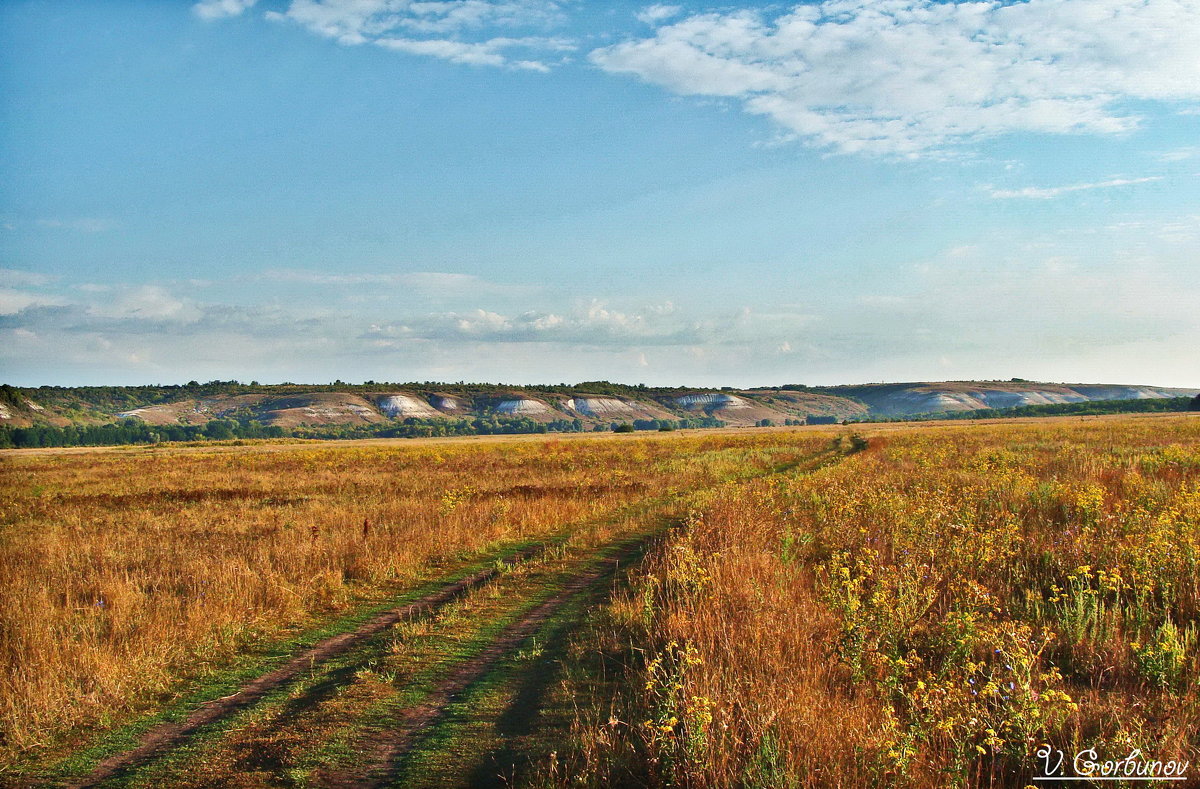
826;380;1195;417
0;381;866;431
0;380;1195;443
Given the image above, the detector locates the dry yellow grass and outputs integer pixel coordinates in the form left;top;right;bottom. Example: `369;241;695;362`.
556;416;1200;787
0;431;815;766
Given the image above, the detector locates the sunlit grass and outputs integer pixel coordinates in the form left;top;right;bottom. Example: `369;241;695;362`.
0;431;818;766
554;417;1200;787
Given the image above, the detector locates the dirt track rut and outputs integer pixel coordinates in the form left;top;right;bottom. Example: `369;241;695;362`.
312;536;651;789
69;543;549;788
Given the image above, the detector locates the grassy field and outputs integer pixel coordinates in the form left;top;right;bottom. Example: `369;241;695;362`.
0;430;823;784
548;416;1200;787
1;415;1197;787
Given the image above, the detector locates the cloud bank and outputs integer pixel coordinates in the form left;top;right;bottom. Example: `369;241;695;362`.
261;0;573;70
196;0;1200;154
592;0;1200;155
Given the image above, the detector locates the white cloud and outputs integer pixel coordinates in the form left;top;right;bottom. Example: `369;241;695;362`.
366;298;812;347
0;288;66;315
266;0;571;68
374;303;658;344
193;0;259;21
1154;147;1199;162
86;286;203;322
375;35;570;70
0;268;55;287
988;176;1163;199
590;0;1200;156
636;5;681;25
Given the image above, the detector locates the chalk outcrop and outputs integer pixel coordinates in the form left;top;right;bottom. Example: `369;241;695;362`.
674;393;751;410
564;397;635;416
430;395;464;412
376;394;440;419
495;398;552;416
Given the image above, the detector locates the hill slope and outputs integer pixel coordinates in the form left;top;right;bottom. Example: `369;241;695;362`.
1;379;1195;436
826;380;1194;417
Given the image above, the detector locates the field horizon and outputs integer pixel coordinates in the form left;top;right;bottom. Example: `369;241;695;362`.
3;414;1198;786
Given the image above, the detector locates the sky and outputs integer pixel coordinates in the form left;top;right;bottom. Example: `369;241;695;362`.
2;0;1199;389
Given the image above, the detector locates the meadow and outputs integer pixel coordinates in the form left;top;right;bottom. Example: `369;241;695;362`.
1;416;1197;787
0;430;814;779
552;416;1200;787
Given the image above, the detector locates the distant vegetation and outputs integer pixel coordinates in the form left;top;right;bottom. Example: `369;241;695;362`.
0;420;285;449
0;414;726;449
870;396;1194;422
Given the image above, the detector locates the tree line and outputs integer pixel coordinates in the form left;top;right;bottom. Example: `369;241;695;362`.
0;414;729;449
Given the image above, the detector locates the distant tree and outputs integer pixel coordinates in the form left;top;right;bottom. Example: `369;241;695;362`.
204;420;236;440
613;423;635;433
1190;394;1200;411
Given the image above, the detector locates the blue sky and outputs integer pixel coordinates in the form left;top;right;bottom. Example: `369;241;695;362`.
2;0;1198;388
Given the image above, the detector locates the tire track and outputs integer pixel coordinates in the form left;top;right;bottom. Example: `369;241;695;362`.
63;447;840;788
312;535;656;789
67;543;549;789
